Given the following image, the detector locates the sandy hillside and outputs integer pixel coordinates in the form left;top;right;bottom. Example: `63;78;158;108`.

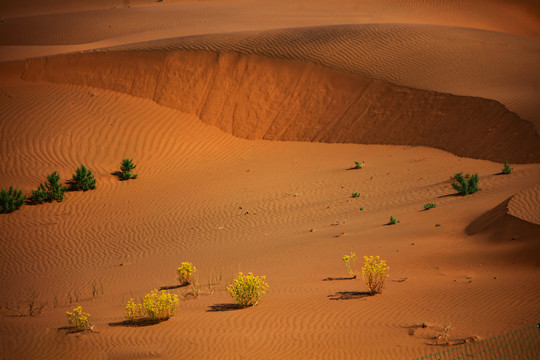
0;1;539;359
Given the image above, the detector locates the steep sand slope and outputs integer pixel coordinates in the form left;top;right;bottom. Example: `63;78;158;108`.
15;50;540;163
0;80;539;359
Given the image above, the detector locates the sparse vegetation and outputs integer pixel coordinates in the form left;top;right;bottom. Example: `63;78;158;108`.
125;289;179;323
389;216;400;225
424;203;437;210
362;255;389;295
177;262;196;286
343;252;357;278
118;158;138;181
354;161;365;169
451;173;479;195
30;171;68;204
226;272;269;308
0;186;26;213
352;192;360;198
207;272;222;295
66;306;93;332
71;164;96;191
91;280;104;298
502;161;512;175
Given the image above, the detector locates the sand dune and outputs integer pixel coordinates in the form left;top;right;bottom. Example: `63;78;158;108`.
1;0;539;359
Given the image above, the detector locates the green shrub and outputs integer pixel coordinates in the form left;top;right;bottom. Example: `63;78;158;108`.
342;252;357;277
125;289;179;323
424;203;437;210
451;173;479;195
30;172;68;204
362;255;389;295
71;164;96;191
0;186;26;213
502;162;512;175
352;192;360;198
354;161;365;169
389;216;400;225
118;158;138;181
66;306;93;331
227;272;269;308
177;262;196;286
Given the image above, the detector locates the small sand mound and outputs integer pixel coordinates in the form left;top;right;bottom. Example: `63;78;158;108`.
508;185;540;225
466;194;540;241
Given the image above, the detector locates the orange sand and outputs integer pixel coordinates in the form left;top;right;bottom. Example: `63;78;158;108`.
0;1;539;359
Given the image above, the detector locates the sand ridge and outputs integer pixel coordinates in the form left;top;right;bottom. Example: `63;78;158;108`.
15;49;540;163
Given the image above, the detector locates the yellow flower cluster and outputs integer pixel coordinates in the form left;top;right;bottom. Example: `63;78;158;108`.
177;262;196;285
226;272;269;308
361;256;390;295
66;306;92;331
342;252;357;277
125;289;179;322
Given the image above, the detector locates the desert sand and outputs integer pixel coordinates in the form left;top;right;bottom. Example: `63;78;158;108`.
0;0;539;359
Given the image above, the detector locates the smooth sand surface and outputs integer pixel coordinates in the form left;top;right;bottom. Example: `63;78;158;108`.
1;1;539;359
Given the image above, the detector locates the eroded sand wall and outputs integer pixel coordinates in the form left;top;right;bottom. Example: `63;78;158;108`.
19;50;540;163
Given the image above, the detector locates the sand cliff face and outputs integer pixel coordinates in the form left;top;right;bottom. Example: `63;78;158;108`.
20;50;540;163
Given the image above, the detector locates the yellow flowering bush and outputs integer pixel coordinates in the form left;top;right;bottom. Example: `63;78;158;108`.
125;289;179;323
343;252;357;277
226;272;269;308
362;256;389;295
177;262;196;285
66;306;92;331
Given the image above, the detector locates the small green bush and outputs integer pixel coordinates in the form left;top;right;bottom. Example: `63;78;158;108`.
118;158;138;181
71;164;96;191
227;272;269;308
66;306;92;331
352;192;360;198
451;173;479;195
177;262;196;286
354;161;365;169
362;255;389;295
125;289;179;323
30;172;68;204
0;186;26;213
389;216;400;225
502;162;512;175
424;203;437;210
342;252;357;277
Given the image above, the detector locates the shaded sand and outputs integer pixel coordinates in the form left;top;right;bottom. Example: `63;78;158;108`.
1;0;540;359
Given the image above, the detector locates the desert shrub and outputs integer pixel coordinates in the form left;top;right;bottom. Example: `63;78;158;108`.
118;158;138;181
362;256;389;295
66;306;92;331
30;172;68;204
125;289;179;323
177;262;196;286
451;173;479;195
352;192;360;198
0;186;26;213
354;161;365;169
424;203;437;210
342;252;357;277
389;216;400;225
226;272;269;308
71;164;96;191
502;162;512;175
